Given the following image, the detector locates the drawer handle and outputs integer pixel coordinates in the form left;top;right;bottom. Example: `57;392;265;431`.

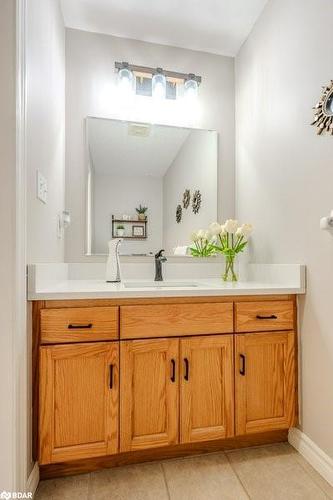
256;314;277;320
240;354;246;376
68;323;93;329
170;359;176;383
109;364;114;389
184;358;189;381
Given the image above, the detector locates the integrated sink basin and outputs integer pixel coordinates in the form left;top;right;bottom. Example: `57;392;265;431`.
123;281;199;288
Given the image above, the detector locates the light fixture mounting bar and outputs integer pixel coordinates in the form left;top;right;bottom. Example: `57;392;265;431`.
114;61;202;84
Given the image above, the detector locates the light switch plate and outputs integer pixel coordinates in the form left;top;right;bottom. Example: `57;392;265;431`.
37;170;47;204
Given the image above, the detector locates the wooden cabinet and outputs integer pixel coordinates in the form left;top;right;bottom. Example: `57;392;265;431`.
180;335;234;443
39;342;119;464
235;301;294;333
120;302;233;339
120;335;235;451
120;338;179;452
40;306;119;344
235;331;295;435
35;296;298;471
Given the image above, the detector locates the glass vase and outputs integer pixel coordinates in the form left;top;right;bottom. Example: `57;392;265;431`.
223;255;238;282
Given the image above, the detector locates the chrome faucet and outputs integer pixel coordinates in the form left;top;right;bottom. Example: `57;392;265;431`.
154;249;167;281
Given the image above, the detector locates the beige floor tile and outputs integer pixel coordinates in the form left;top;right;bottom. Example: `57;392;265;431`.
35;473;90;500
226;443;329;500
89;462;169;500
162;452;249;500
292;451;333;499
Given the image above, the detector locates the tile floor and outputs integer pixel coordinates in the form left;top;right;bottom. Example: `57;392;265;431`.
35;443;333;499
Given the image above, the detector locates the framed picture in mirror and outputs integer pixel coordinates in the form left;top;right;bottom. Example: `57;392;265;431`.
132;225;145;237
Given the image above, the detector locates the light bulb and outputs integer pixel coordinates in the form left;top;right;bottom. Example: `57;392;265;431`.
152;69;166;100
184;75;198;100
118;65;134;97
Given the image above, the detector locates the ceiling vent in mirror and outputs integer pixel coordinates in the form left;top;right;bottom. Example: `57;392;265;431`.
128;123;151;138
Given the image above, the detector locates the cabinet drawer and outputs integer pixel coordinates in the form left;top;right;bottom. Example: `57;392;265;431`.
41;307;119;344
120;303;233;339
235;301;294;333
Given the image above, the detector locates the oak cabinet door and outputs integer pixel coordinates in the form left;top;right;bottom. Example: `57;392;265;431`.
180;335;234;444
120;338;179;451
235;331;295;435
39;342;119;464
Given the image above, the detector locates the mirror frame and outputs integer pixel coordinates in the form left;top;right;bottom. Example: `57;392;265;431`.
312;80;333;135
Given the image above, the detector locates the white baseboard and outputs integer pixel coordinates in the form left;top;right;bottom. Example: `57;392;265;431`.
288;428;333;486
26;462;39;498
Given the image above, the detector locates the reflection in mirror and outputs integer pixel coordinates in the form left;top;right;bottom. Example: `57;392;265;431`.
325;93;333;116
86;117;217;256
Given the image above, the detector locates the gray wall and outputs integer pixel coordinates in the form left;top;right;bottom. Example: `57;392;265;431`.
65;28;235;261
236;0;333;458
27;0;65;263
163;131;217;253
92;173;163;255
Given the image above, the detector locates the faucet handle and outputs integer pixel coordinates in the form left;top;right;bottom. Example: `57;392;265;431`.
155;249;166;259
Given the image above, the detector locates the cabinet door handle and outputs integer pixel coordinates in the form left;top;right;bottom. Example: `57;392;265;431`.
184;358;189;381
256;314;277;320
170;359;176;382
68;323;93;329
109;364;114;389
239;354;246;376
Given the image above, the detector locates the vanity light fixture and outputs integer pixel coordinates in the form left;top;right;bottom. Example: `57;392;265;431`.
115;62;201;100
152;68;167;100
117;61;134;96
184;74;199;99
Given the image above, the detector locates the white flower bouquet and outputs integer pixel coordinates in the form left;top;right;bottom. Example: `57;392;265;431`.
190;220;253;281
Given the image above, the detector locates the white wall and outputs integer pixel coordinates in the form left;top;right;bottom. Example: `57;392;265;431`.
236;0;333;458
65;28;235;261
163;130;217;253
0;0;17;490
93;173;163;254
26;0;65;263
25;0;66;482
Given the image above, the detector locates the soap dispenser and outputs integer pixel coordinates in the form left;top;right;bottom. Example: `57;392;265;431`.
106;239;122;283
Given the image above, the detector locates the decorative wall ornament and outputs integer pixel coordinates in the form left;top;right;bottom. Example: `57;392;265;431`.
312;80;333;135
182;189;191;209
176;204;182;223
192;190;202;214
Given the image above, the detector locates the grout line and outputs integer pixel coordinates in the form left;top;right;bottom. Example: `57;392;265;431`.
224;451;252;500
225;441;288;454
87;472;92;500
160;462;171;500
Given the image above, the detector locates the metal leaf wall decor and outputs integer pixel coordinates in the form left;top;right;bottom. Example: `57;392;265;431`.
192;190;202;214
311;80;333;135
176;204;182;223
182;189;191;209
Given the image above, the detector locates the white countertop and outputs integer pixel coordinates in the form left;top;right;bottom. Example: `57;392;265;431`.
27;263;306;300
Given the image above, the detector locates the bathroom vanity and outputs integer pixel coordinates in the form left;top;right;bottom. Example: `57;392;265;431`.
29;264;305;479
29;115;306;479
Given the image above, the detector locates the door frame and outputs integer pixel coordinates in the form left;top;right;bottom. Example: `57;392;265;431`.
15;0;30;493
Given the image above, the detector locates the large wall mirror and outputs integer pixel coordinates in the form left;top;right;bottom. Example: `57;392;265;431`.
86;117;218;256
